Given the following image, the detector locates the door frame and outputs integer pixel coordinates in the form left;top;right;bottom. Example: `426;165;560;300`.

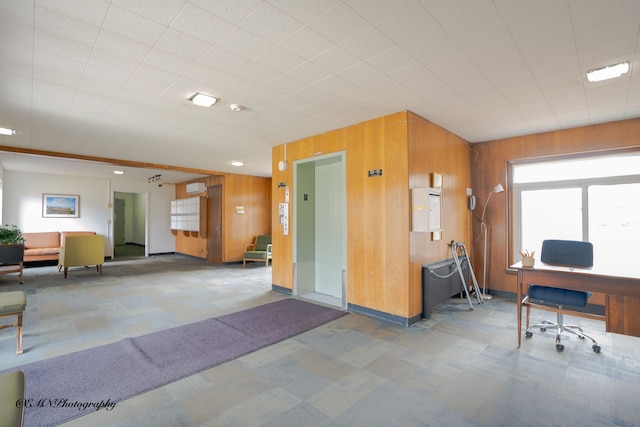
293;151;347;308
111;191;149;259
207;184;223;263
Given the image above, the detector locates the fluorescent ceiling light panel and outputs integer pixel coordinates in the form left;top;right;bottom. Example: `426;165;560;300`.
190;93;217;107
0;127;16;135
586;62;629;82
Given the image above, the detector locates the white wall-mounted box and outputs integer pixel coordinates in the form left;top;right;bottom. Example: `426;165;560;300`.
186;182;206;194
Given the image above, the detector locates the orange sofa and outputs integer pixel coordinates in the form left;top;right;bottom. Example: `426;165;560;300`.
22;231;96;262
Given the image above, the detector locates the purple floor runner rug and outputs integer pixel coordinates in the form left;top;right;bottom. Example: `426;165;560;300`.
2;298;347;427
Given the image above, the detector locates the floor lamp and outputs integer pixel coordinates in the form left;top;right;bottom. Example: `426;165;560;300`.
479;183;504;300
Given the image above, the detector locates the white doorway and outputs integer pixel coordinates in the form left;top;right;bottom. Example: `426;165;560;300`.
294;152;347;308
113;191;148;259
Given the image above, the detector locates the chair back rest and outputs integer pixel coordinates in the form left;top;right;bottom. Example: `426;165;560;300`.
62;235;105;265
254;235;272;252
540;239;593;267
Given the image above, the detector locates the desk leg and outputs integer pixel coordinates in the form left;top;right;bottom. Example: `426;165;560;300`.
517;270;523;348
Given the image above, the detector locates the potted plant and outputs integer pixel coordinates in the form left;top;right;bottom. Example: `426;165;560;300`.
0;225;26;276
0;224;25;245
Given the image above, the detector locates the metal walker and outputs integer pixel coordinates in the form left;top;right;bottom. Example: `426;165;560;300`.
449;241;483;309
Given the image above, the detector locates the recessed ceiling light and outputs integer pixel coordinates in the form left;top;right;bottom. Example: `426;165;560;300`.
0;127;16;135
190;92;217;107
586;62;630;82
228;161;245;167
113;170;125;175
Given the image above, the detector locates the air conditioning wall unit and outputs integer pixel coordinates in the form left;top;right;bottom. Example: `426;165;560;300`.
186;182;206;194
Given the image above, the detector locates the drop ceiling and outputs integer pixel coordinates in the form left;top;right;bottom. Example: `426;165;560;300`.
0;0;639;181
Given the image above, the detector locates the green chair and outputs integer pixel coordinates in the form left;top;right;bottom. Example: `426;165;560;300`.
0;370;25;427
0;291;26;354
243;235;272;267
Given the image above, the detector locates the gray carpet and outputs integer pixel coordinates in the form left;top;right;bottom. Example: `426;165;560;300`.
1;298;347;427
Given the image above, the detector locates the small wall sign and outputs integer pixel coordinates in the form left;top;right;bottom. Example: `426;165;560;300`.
368;169;383;177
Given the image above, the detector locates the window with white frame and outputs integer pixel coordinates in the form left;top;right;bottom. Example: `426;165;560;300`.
512;153;640;264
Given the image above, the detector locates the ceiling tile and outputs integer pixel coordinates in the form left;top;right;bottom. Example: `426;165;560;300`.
307;2;371;44
278;26;334;60
102;4;166;46
170;3;234;45
189;0;263;25
253;45;306;74
156;29;211;64
238;2;303;44
111;0;185;26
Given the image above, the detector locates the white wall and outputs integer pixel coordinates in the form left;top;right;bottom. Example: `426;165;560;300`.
133;192;147;245
2;171;176;255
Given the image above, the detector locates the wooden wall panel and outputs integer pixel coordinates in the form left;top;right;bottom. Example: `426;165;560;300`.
271;143;292;290
223;174;271;262
272;111;472;320
346;112;410;316
407;112;473;317
175;182;209;258
471;118;640;300
175;173;271;263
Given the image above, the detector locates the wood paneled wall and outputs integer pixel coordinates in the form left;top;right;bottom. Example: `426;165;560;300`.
175;173;271;262
471;118;640;301
407;111;473;316
272;111;472;321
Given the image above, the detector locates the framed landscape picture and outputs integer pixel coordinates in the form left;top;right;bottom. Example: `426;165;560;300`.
42;194;80;218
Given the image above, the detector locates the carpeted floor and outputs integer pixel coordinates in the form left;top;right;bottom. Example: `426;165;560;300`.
3;299;346;427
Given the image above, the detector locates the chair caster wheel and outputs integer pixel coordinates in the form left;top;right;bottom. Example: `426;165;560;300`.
540;327;546;332
525;331;533;338
578;335;585;339
556;344;564;352
593;345;601;353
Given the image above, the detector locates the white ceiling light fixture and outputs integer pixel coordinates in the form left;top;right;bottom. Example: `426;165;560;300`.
228;160;245;167
229;104;242;112
190;92;217;107
113;170;125;175
586;62;630;82
0;127;16;135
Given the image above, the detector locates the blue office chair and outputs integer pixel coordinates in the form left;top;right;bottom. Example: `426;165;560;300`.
523;239;601;353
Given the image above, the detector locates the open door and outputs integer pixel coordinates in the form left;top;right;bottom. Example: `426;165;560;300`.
113;192;147;259
294;152;347;308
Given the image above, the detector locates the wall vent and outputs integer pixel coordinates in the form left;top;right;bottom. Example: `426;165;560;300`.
186;182;206;194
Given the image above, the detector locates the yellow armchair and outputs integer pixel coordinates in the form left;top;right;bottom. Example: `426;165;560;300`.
59;235;105;278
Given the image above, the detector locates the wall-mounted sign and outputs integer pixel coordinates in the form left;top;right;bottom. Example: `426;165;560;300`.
368;169;383;177
236;206;244;214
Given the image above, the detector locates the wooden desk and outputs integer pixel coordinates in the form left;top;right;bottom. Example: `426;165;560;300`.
513;261;640;347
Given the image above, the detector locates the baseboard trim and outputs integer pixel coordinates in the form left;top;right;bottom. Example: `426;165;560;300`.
272;284;292;295
347;303;420;327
